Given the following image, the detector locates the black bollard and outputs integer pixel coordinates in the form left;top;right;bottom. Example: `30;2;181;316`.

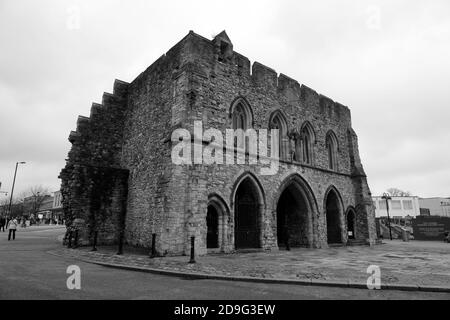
189;236;196;264
67;231;72;248
91;231;98;251
150;233;156;258
73;229;79;248
117;230;124;255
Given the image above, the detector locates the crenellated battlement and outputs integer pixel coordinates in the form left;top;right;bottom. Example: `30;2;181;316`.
89;103;103;118
185;31;352;123
278;73;301;101
252;61;278;88
113;79;129;97
69;79;129;147
75;115;90;134
247;59;350;122
318;94;350;122
233;52;251;75
67;30;353;161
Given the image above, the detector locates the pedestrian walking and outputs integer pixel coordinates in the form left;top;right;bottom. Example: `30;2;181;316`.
0;216;5;232
7;218;18;241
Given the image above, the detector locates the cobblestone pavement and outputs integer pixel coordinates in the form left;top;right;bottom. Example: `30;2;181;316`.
49;240;450;289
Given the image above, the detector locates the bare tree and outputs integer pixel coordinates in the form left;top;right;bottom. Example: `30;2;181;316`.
386;187;412;197
0;196;24;218
0;197;9;216
20;185;51;217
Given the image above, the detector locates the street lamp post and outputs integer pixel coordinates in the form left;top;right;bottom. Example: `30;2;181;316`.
7;162;26;218
382;193;393;241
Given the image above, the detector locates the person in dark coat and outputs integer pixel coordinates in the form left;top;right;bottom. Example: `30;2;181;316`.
0;216;5;232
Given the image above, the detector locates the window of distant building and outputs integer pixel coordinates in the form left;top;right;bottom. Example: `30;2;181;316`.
391;200;402;210
403;200;413;210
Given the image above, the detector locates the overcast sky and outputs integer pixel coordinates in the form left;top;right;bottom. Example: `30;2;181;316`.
1;0;449;199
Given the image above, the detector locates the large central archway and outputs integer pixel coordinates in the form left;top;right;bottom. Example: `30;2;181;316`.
275;175;315;248
325;187;343;244
276;184;311;248
234;175;264;249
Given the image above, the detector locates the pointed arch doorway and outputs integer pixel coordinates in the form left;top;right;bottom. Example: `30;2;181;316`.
346;209;356;240
325;188;343;244
206;205;219;248
234;176;264;249
206;194;230;252
275;175;315;248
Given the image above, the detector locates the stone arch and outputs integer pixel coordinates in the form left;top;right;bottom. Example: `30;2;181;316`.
272;173;318;248
325;130;339;171
272;173;318;213
269;109;289;160
207;193;231;252
230;171;266;209
208;193;231;215
268;109;288;132
229;96;253;130
324;186;345;244
231;172;265;249
300;121;316;144
345;206;356;240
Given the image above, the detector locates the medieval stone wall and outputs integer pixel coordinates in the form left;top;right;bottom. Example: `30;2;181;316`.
61;30;377;255
60;80;129;245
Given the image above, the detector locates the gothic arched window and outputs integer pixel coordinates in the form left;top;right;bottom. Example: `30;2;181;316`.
231;99;252;131
232;104;246;130
269;110;288;159
326;131;338;170
230;98;253;152
300;122;315;165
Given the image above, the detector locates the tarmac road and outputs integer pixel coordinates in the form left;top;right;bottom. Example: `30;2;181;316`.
0;227;449;300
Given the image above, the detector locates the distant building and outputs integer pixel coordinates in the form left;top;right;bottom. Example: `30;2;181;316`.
419;198;450;217
372;196;420;219
22;195;47;217
37;195;54;222
22;192;64;224
53;190;62;208
50;190;64;224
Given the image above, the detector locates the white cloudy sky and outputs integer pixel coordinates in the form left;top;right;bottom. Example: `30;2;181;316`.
1;0;449;199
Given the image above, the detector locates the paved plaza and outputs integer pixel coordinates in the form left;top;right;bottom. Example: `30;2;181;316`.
50;239;450;290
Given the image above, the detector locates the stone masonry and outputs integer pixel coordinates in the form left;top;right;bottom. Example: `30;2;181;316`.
60;30;377;256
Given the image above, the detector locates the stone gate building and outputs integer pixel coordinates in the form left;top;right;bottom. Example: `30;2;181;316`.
60;30;377;256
